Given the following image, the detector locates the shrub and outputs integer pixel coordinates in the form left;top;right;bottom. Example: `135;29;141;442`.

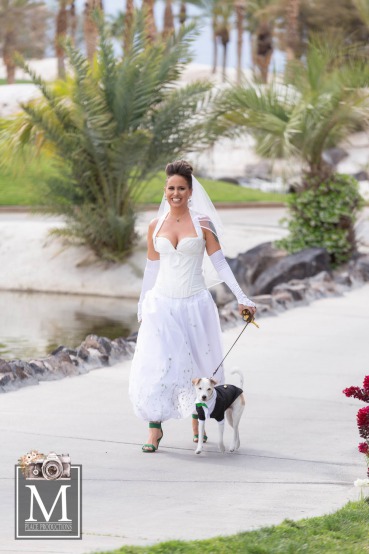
277;173;364;266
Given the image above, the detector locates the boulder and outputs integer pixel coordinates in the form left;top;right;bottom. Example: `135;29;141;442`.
354;255;369;281
322;147;348;166
272;281;307;302
252;248;330;295
233;242;287;291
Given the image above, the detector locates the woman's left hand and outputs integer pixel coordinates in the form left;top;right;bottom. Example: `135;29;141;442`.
238;304;257;318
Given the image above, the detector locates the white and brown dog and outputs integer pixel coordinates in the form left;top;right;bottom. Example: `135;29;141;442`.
192;370;245;454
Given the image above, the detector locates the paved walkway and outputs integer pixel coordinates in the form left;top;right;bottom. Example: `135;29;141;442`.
1;283;369;553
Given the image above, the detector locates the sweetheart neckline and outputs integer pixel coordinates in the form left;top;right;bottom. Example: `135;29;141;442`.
155;235;204;251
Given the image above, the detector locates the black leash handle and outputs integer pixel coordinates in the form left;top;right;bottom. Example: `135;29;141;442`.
212;309;258;377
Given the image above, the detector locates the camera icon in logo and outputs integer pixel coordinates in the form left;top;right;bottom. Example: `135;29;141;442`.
25;452;71;480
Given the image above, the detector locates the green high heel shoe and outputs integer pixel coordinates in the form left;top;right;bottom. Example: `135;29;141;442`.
142;422;163;453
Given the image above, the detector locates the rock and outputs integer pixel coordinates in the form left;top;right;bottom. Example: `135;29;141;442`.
334;271;353;287
0;360;12;373
218;177;240;185
353;171;368;181
245;160;272;180
253;248;330;295
76;345;89;361
252;294;275;308
234;242;287;290
272;281;307;302
322;147;348;166
272;289;294;308
354;255;369;281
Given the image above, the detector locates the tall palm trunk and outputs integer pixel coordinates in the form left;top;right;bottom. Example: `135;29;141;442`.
255;20;273;83
179;1;186;24
163;0;174;38
212;13;218;73
285;0;300;61
124;0;134;54
69;0;77;46
56;0;68;79
3;27;16;84
218;27;229;82
84;0;103;63
234;0;245;84
143;0;156;42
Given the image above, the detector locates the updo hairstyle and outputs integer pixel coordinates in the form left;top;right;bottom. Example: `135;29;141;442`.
165;160;193;189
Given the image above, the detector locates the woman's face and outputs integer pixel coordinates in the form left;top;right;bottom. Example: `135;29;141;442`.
165;175;192;209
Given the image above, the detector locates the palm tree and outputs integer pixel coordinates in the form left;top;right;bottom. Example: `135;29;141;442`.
0;0;49;83
142;0;156;42
234;0;245;84
2;14;213;261
163;0;175;37
124;0;134;53
285;0;300;61
83;0;103;63
245;0;274;83
209;41;369;262
56;0;68;79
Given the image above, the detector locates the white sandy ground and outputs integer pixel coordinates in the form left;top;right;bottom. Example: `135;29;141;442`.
0;284;368;553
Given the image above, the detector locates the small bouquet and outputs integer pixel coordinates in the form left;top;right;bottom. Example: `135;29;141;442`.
18;450;45;478
343;375;369;477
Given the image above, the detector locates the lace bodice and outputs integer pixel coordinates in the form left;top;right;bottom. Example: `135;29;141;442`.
152;211;207;298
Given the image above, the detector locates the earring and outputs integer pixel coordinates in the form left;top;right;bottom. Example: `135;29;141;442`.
188;197;192;205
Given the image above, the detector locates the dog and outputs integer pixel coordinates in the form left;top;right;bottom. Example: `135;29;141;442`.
192;370;245;454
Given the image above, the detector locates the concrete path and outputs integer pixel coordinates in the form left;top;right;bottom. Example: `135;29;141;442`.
1;283;369;553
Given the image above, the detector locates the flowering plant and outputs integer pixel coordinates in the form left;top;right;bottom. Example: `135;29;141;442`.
343;375;369;477
18;450;45;478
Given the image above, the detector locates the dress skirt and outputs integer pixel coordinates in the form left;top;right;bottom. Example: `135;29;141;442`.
129;287;225;422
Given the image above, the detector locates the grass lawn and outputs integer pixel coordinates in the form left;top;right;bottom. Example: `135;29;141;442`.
0;79;32;85
94;501;369;554
0;166;287;207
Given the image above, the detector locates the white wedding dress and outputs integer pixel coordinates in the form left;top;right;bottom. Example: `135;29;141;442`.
128;210;225;422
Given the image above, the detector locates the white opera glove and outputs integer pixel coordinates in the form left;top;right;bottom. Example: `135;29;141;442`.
137;259;160;322
209;250;256;308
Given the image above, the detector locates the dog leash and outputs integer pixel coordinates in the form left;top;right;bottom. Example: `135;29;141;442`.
212;309;259;378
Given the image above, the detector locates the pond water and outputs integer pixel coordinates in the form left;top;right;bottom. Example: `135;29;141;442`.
0;290;139;361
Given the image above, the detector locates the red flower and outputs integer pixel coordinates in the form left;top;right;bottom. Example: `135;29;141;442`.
363;376;369;391
357;406;369;439
343;386;369;403
358;442;369;454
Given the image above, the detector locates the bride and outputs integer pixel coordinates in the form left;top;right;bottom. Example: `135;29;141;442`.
128;160;256;452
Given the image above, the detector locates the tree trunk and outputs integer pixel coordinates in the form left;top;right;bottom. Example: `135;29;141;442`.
83;0;103;64
69;0;77;47
218;27;229;82
56;0;68;79
234;0;245;84
163;0;174;38
212;14;218;74
124;0;134;54
255;20;273;83
3;28;16;84
143;0;156;43
179;1;186;25
285;0;300;61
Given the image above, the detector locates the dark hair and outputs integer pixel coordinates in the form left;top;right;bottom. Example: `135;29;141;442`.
165;160;193;189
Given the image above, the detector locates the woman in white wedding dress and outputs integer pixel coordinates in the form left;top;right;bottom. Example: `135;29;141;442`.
128;160;256;452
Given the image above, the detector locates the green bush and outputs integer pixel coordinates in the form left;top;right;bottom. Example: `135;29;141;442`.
277;173;364;266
